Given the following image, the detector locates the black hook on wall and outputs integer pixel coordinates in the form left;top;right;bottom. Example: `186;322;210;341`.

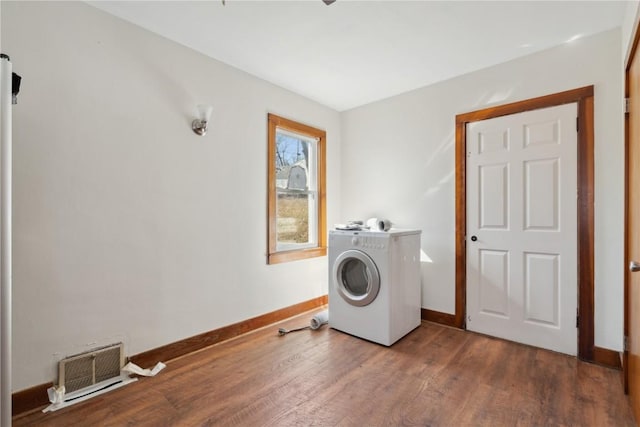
0;53;22;104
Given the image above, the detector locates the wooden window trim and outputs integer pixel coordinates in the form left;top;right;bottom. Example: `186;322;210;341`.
267;113;327;264
454;86;596;362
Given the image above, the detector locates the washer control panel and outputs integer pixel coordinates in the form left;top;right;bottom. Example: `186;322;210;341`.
329;229;399;252
349;233;386;250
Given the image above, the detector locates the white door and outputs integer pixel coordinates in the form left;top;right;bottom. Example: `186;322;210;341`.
466;103;577;355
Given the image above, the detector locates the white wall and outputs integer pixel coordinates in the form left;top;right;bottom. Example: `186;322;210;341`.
341;28;624;351
2;1;340;391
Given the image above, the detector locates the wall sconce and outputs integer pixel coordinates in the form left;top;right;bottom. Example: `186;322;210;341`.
192;104;213;136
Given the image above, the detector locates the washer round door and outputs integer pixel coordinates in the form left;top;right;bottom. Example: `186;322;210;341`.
333;249;380;307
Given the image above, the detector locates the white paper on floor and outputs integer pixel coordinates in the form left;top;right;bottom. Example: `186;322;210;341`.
122;361;166;377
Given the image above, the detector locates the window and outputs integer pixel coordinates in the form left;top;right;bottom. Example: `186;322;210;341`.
267;113;326;264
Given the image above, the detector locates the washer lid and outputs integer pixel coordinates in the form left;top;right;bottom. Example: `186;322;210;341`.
333;249;380;307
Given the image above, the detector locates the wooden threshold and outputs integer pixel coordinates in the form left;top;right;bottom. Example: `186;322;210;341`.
12;295;328;417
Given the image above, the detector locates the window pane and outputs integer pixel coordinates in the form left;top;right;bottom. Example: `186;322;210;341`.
274;127;317;249
276;192;310;244
275;132;311;191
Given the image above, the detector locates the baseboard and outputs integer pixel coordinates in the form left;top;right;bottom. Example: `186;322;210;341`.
421;308;457;327
12;295;328;417
592;346;622;370
129;295;328;367
12;382;53;418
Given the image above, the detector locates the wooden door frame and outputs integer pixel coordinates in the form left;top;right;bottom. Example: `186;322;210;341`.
454;86;597;362
624;19;640;393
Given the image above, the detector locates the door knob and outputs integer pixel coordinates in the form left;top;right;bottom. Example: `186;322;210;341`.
631;261;640;272
470;236;478;242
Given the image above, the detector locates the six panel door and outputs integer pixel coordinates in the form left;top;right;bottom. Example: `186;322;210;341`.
466;103;578;355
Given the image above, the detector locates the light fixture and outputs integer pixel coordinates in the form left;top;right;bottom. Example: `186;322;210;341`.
192;104;213;136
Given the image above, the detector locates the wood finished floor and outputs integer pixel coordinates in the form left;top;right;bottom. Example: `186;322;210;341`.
14;311;636;426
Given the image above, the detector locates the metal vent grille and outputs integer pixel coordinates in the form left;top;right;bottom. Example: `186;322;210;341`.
58;343;124;393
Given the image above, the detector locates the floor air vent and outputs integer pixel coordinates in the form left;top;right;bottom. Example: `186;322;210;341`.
58;343;124;393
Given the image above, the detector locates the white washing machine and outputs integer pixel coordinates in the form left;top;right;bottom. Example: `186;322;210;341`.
328;228;422;346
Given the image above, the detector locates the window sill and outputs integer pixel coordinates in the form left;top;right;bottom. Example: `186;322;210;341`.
268;246;327;265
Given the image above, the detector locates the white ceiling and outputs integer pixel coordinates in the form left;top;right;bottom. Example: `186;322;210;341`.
88;1;627;111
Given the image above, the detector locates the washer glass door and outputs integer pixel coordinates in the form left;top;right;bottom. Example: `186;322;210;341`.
333;250;380;306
